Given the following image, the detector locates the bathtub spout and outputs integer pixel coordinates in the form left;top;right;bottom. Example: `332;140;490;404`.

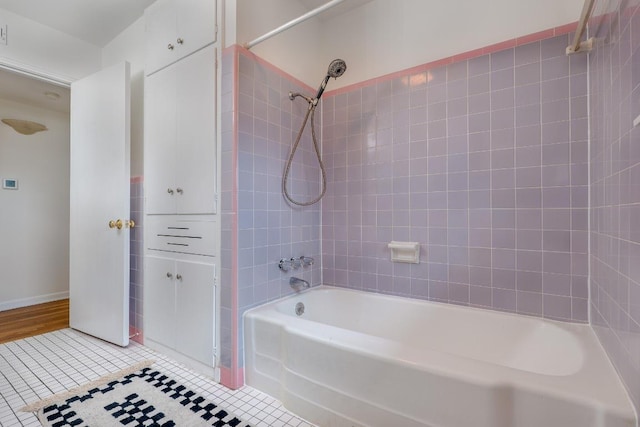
290;277;310;290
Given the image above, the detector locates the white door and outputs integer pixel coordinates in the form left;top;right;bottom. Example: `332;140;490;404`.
69;62;131;347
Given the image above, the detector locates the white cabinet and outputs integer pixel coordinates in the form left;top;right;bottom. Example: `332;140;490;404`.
145;0;217;75
145;44;216;215
143;0;219;376
145;256;215;366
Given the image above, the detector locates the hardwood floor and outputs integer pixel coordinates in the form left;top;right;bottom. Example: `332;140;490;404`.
0;299;69;344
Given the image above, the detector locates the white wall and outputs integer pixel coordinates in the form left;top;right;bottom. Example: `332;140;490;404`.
0;11;144;312
234;0;323;86
321;0;584;89
101;17;146;177
0;8;101;83
229;0;583;89
0;99;70;310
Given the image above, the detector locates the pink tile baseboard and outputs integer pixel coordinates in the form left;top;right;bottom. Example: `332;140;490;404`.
220;366;244;390
129;326;143;345
325;21;579;98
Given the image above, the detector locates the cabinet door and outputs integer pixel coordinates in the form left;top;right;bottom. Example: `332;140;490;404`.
175;45;217;214
145;63;177;214
144;256;177;349
145;0;216;76
144;0;177;75
175;0;217;60
175;261;215;366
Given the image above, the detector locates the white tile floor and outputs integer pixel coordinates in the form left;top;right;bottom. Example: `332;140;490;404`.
0;329;314;427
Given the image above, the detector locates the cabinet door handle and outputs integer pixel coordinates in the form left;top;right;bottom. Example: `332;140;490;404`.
176;274;183;281
167;43;174;50
166;272;173;279
167;188;174;195
177;38;184;45
176;188;183;194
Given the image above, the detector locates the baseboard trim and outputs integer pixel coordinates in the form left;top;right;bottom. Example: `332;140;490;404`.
0;292;69;312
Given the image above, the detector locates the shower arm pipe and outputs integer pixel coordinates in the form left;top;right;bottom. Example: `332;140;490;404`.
243;0;346;49
566;0;596;55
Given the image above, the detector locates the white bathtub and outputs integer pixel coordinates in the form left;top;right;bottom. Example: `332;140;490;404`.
244;286;636;427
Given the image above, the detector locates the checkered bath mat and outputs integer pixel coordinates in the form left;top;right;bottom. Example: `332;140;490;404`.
23;364;251;427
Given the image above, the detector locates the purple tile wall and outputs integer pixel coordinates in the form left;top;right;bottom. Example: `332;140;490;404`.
130;178;143;344
322;34;590;322
220;47;322;384
589;0;640;413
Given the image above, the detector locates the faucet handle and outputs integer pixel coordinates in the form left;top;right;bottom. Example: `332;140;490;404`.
278;258;291;272
300;256;314;267
290;257;302;269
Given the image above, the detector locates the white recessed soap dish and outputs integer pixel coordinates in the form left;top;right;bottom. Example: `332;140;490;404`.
388;241;420;264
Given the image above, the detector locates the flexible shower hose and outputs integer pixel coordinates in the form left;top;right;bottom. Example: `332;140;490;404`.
282;102;327;206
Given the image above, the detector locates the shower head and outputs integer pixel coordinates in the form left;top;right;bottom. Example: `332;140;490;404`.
314;59;347;102
327;59;347;78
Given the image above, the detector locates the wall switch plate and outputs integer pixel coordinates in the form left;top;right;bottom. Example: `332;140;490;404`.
0;25;7;45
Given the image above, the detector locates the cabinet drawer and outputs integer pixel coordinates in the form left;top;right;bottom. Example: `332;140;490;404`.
147;216;216;256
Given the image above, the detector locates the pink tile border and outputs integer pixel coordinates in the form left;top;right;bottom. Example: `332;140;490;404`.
130;175;143;183
325;21;579;98
221;45;244;390
235;45;315;93
515;28;556;46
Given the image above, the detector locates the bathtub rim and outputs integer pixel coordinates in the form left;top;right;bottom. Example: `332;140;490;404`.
244;285;636;422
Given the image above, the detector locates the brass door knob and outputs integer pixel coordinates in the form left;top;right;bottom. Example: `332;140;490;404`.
108;219;134;229
108;219;123;229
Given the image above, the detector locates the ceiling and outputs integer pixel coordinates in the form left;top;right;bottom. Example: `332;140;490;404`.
0;68;70;113
0;0;372;48
0;0;152;113
0;0;366;113
0;0;156;47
